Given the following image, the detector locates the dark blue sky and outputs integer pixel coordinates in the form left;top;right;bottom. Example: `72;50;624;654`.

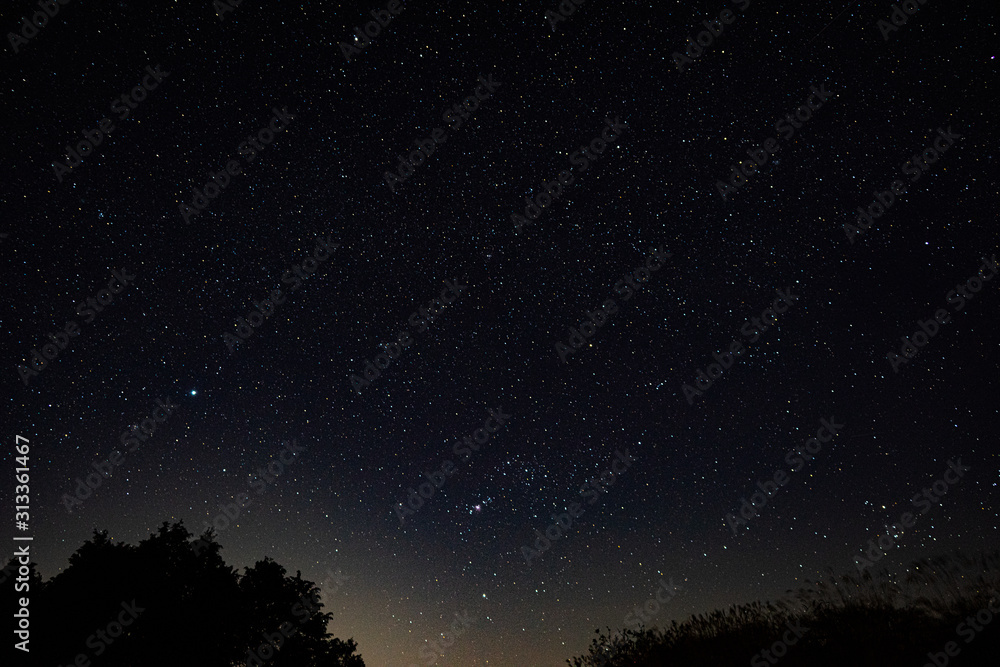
1;0;997;665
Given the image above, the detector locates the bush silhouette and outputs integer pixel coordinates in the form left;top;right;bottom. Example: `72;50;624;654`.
569;550;1000;667
3;521;364;667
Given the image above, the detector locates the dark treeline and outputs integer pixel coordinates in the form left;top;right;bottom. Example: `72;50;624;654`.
569;551;1000;667
3;521;364;666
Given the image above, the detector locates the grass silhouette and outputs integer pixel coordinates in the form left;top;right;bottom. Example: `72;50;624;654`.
568;550;1000;666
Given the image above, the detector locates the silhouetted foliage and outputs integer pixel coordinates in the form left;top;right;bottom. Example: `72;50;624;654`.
3;521;364;667
568;551;1000;667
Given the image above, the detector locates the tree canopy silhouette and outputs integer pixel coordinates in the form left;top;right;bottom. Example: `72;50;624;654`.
3;521;364;667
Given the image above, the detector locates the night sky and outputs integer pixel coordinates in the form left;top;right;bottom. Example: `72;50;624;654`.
1;0;998;665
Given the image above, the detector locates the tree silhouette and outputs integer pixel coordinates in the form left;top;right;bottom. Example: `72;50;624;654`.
3;520;364;667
